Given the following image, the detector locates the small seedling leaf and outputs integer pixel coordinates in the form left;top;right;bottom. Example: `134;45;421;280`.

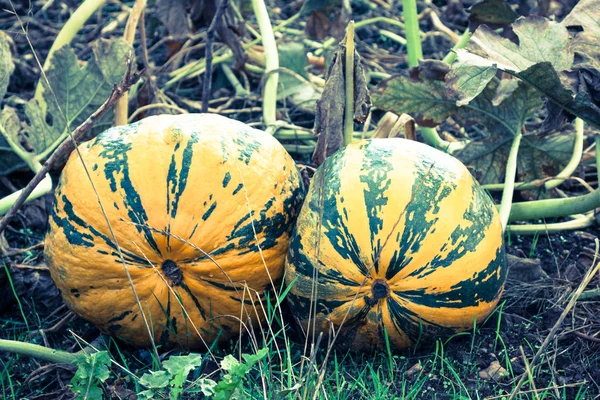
139;370;171;389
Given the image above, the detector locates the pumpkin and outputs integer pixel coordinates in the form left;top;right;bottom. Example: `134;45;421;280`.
45;113;305;349
285;139;506;351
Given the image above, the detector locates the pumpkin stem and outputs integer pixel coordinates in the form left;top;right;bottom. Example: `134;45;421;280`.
371;279;390;300
161;260;183;286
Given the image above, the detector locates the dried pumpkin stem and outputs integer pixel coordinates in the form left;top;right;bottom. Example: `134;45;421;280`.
344;21;356;146
114;0;146;126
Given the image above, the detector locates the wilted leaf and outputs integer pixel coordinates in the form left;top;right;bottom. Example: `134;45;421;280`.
312;41;371;166
278;42;322;111
479;361;509;381
448;16;572;105
300;0;341;15
372;112;416;139
469;0;520;28
561;0;600;35
0;107;26;175
506;254;549;282
156;0;191;36
373;75;453;127
551;0;600;130
0;32;13;101
374;73;540;134
491;79;520;106
448;16;600;128
304;1;350;40
20;39;132;157
10;263;63;316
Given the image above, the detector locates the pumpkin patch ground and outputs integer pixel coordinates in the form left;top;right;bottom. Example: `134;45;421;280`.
1;0;600;399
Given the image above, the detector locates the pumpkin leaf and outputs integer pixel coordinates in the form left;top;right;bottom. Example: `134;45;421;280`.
454;82;576;187
549;0;600;131
373;72;541;135
0;35;26;175
448;16;600;128
21;38;132;157
372;74;454;127
447;16;572;105
468;0;520;28
312;39;371;166
0;107;27;175
0;32;13;101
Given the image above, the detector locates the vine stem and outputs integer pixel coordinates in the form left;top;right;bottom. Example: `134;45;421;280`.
344;21;355;146
483;118;585;191
251;0;279;133
34;0;108;107
0;339;77;364
402;0;422;67
499;131;522;230
508;187;600;222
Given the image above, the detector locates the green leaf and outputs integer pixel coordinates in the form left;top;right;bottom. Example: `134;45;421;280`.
139;370;171;390
70;351;112;400
22;38;132;157
161;353;202;399
198;378;217;397
0;32;14;101
447;16;572;105
214;349;268;400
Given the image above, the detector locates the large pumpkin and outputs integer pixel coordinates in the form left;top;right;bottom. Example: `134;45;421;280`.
285;139;506;351
45;113;304;349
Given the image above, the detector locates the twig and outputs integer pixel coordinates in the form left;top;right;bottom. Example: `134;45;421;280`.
519;346;540;400
202;0;230;113
0;67;141;236
573;331;600;343
428;10;460;43
507;239;600;400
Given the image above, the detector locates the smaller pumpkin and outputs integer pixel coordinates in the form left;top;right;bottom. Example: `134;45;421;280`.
285;138;506;351
45;113;305;349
